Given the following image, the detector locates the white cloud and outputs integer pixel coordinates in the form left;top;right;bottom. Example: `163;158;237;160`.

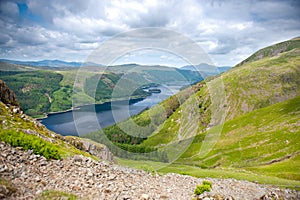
0;0;299;66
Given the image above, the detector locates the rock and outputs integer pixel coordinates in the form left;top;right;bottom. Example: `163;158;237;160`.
260;191;279;200
21;172;27;179
35;176;41;182
73;155;84;163
0;185;9;198
12;108;19;113
122;195;131;200
0;80;19;107
81;139;115;162
0;142;299;200
87;171;93;177
141;194;149;200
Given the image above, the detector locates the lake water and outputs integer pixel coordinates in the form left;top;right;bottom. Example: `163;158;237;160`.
40;84;184;136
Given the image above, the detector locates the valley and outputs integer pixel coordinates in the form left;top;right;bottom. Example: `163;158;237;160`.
0;38;299;199
83;38;300;187
1;1;300;199
0;63;204;118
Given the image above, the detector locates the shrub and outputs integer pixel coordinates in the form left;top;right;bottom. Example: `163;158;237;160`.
37;190;77;200
202;180;212;188
0;130;61;160
194;180;212;195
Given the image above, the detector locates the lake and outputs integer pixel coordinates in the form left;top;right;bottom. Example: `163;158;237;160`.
40;84;184;136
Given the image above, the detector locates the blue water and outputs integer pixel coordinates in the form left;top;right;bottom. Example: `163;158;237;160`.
40;84;183;136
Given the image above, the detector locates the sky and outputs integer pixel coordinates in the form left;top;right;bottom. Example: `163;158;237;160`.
0;0;299;67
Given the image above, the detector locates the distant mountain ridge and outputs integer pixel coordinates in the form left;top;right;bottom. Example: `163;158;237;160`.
181;63;231;74
0;59;232;72
0;59;103;68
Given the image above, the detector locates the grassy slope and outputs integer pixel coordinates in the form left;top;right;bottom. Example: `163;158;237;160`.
104;38;300;187
0;62;35;71
177;96;300;179
84;82;203;156
223;47;300;120
238;37;300;66
140;39;300;148
116;96;300;188
50;69;95;112
0;101;97;159
117;158;300;189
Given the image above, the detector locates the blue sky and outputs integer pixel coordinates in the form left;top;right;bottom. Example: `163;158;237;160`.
0;0;299;67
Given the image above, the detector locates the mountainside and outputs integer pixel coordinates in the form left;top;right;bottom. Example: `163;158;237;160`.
238;37;300;66
85;38;300;187
0;62;204;117
0;62;36;71
2;79;298;199
1;38;300;198
176;96;300;180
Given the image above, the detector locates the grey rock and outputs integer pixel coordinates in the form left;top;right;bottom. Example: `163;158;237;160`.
0;142;299;200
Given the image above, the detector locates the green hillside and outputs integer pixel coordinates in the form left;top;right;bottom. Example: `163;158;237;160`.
0;71;63;117
238;37;300;66
176;96;300;180
0;63;203;117
85;38;300;187
137;38;300;148
0;96;97;160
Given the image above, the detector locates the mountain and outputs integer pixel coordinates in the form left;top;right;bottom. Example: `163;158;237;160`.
0;79;114;161
1;38;300;198
0;81;298;199
85;38;300;187
180;63;231;77
237;37;300;66
0;62;204;117
0;61;36;71
0;59;103;68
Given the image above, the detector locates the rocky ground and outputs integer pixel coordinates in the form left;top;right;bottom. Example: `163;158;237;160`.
0;142;299;200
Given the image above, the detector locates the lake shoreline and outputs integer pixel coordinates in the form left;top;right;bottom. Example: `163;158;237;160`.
39;84;184;136
36;96;146;120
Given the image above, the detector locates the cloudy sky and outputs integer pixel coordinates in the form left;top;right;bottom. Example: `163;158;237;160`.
0;0;299;67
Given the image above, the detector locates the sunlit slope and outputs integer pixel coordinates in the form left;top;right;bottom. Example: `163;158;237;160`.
238;37;300;66
223;46;300;120
141;38;300;148
176;96;300;180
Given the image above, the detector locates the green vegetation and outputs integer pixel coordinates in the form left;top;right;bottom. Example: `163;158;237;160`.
0;130;61;159
84;73;148;101
0;63;204;117
176;96;300;180
238;37;300;65
87;42;300;162
0;71;62;117
36;190;77;200
84;82;203;161
0;101;99;160
1;38;299;190
194;180;212;195
141;165;156;175
223;47;300;120
117;158;300;189
95;38;300;189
